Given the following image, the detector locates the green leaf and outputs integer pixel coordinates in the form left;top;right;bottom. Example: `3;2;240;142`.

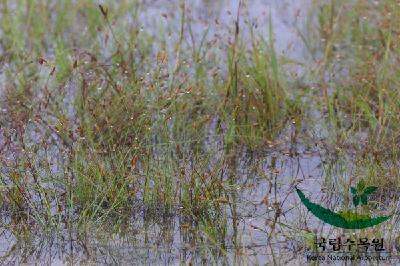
338;210;370;221
351;187;357;194
357;179;366;192
353;195;360;207
296;188;392;229
364;186;378;195
361;194;368;205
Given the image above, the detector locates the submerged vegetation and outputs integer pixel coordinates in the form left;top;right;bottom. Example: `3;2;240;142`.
0;0;399;264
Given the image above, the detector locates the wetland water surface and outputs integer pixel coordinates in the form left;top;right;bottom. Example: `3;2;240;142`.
0;0;399;265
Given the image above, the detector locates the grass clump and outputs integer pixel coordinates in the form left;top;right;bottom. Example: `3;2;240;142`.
314;0;400;152
221;16;301;149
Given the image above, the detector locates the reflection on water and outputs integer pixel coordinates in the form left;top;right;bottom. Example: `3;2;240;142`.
2;0;396;265
135;0;309;76
0;138;329;264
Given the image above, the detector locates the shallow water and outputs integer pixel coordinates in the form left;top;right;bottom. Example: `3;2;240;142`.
0;0;398;265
